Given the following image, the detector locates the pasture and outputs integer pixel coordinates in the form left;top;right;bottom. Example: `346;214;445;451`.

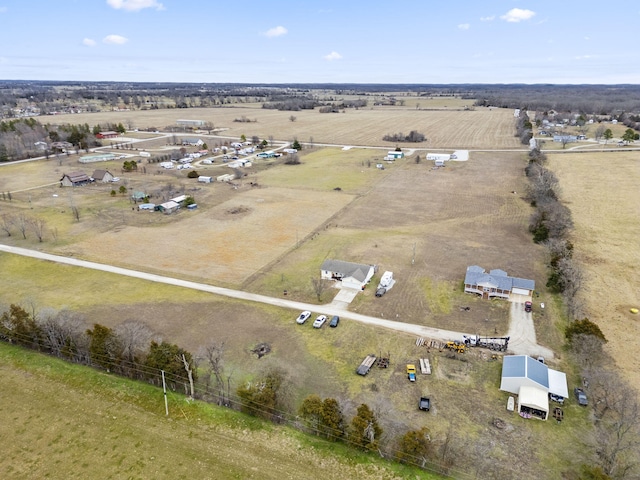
549;151;640;389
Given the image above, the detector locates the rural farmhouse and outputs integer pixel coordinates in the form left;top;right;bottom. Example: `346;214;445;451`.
464;265;535;300
321;259;376;290
500;355;568;421
91;169;115;183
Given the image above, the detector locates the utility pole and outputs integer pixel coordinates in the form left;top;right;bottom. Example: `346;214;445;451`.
412;242;416;265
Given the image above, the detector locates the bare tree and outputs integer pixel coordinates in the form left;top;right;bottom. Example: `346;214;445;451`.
0;213;14;236
181;353;195;399
289;115;297;122
28;216;47;242
594;125;606;142
114;320;154;375
589;370;640;478
199;340;231;405
311;277;331;302
15;213;29;239
571;334;606;371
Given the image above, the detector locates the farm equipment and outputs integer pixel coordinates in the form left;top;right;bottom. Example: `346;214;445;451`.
419;396;431;411
462;334;510;352
445;341;466;353
407;364;417;382
356;354;377;376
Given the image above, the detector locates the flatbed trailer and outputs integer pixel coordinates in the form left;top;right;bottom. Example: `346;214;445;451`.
356;354;377;376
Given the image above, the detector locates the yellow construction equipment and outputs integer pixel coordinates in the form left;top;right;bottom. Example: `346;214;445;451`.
445;341;466;353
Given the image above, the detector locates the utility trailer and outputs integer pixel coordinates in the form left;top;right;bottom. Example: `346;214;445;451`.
356;354;377;376
419;396;431;411
462;334;510;352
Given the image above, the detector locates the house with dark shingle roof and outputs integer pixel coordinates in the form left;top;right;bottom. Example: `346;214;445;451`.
321;259;376;290
464;265;535;299
60;171;91;187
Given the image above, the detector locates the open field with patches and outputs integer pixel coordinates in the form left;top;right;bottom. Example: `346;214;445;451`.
45;102;520;149
548;151;640;390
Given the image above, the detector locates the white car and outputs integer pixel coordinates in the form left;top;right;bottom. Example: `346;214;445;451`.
111;177;120;182
296;311;311;325
313;315;327;328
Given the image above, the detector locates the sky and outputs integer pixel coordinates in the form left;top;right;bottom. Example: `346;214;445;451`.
1;0;639;84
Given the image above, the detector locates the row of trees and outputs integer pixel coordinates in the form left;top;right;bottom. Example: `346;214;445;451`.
382;131;426;143
0;304;197;394
1;212;50;242
525;147;582;318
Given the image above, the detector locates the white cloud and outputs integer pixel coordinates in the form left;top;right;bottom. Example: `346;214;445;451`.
103;34;129;45
106;0;164;11
480;15;495;22
575;54;596;60
323;51;342;61
500;8;536;23
264;26;287;38
83;38;97;47
458;23;470;30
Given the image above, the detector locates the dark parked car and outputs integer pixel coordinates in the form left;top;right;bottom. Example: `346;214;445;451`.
329;315;340;328
419;396;431;411
525;301;532;312
574;387;588;406
375;287;386;297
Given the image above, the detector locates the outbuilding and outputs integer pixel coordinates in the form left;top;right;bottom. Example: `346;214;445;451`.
198;176;213;183
92;169;115;183
500;355;568;421
60;172;91;187
158;200;179;214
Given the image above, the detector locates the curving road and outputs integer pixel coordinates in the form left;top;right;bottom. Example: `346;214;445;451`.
0;244;552;357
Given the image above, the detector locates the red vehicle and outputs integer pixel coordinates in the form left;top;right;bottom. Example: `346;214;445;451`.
525;301;532;313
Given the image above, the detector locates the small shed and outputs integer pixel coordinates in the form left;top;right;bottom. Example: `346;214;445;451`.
198;176;213;183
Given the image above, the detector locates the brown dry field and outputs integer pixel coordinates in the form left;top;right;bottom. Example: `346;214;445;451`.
45;103;520;149
549;151;640;390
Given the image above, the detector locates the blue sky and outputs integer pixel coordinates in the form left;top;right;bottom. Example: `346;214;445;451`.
1;0;639;84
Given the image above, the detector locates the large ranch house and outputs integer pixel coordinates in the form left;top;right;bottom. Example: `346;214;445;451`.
464;265;535;300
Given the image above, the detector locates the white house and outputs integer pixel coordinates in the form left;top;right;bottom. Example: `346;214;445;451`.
320;259;376;290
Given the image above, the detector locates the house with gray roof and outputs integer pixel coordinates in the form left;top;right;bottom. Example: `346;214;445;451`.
321;259;376;290
464;265;535;300
60;171;91;187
